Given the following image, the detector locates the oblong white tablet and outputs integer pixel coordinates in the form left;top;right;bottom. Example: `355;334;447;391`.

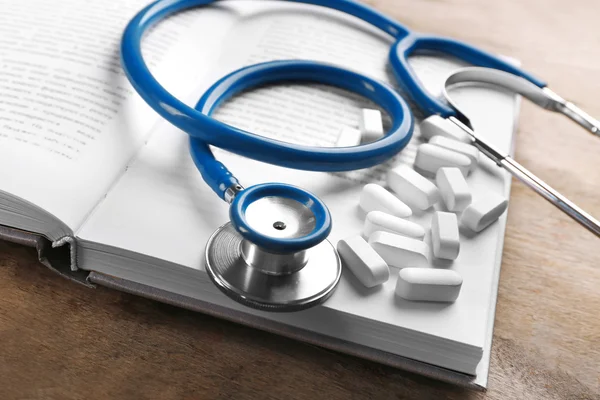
337;236;389;288
429;135;480;172
395;268;463;302
368;231;430;269
431;211;460;260
359;109;384;143
387;165;440;210
436;167;472;212
414;143;472;177
359;184;412;218
461;194;508;232
363;211;425;240
418;115;472;143
336;126;362;147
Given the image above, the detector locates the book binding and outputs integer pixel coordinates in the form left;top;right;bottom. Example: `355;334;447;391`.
0;224;483;390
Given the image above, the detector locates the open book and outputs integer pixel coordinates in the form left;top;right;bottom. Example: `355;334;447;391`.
0;0;519;389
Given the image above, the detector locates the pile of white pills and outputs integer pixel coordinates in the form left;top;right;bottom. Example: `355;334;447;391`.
336;112;508;303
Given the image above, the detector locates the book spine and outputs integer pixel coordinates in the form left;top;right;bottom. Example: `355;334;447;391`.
0;225;92;287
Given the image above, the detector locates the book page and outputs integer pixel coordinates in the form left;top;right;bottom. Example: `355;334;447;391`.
77;0;518;359
0;0;236;231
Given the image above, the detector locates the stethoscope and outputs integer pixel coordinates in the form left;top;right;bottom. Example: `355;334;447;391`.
121;0;600;312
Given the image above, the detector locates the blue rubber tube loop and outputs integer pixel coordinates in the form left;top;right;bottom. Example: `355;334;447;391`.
189;60;413;197
120;0;410;172
122;0;547;197
188;59;413;252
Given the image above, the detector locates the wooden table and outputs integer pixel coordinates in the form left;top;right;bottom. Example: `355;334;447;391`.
1;0;599;398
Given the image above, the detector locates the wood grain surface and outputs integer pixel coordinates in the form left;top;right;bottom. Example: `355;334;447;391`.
1;0;599;399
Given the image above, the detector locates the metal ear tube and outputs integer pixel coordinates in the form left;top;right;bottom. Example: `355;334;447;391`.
443;68;600;238
541;88;600;136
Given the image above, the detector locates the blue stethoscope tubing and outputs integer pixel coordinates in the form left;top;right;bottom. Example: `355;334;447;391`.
122;0;600;311
192;61;414;199
121;0;546;199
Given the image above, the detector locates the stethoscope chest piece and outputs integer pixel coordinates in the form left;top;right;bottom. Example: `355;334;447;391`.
204;183;342;312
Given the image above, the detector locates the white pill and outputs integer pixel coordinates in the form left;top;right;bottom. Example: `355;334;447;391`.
359;109;384;142
364;211;425;240
436;167;472;212
414;143;472;177
368;231;430;269
395;268;463;302
419;115;472;143
387;165;440;210
461;194;508;232
431;211;460;260
429;135;480;173
359;183;412;218
336;126;362;147
337;236;389;288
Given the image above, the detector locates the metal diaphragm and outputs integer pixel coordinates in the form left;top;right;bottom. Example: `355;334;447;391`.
204;222;341;312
